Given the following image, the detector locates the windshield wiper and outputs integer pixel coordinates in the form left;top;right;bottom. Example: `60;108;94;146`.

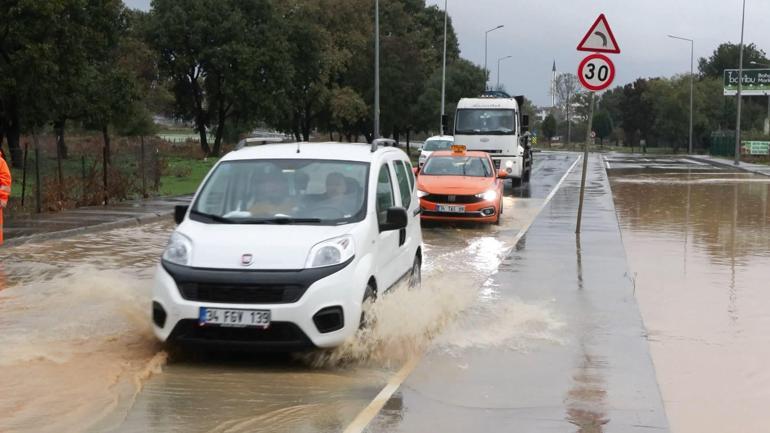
190;209;237;224
240;216;323;225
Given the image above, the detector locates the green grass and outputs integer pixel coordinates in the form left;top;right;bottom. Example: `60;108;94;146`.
158;156;219;196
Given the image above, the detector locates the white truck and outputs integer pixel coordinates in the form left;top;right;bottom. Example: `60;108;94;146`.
453;91;532;185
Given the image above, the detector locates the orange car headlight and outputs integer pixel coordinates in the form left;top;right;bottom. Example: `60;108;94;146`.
475;190;497;201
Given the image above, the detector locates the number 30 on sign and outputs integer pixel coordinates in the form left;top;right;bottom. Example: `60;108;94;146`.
578;53;615;91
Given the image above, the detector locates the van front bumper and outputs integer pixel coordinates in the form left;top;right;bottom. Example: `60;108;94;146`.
152;258;365;350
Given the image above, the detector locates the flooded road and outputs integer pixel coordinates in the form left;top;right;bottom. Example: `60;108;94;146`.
608;155;770;433
0;152;577;433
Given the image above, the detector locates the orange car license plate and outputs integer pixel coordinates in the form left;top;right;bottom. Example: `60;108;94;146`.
436;204;465;213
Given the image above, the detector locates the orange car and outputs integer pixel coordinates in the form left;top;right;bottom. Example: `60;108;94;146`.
416;145;507;224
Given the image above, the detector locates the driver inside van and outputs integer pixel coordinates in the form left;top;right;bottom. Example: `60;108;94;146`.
248;171;295;217
319;172;358;216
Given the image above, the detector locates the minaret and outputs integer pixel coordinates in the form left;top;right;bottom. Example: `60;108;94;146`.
551;60;556;108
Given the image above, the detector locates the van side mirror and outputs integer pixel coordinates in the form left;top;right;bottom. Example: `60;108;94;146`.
521;114;530;134
497;169;508;179
174;205;189;224
380;207;408;232
412;166;420;176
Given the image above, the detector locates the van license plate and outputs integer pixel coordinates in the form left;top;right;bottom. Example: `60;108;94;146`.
199;307;271;328
436;204;465;213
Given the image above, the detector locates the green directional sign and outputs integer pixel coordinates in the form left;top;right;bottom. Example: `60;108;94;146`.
741;141;770;155
724;69;770;96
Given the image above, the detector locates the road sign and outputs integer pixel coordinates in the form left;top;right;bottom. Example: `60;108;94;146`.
578;53;615;91
724;69;770;96
741;141;770;155
590;131;596;139
577;14;620;54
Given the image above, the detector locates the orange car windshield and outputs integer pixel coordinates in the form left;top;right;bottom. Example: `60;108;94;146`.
422;156;493;177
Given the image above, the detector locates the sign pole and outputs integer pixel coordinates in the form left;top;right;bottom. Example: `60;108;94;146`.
576;91;595;234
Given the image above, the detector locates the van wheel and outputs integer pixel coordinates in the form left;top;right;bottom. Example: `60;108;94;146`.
408;254;422;289
359;283;376;329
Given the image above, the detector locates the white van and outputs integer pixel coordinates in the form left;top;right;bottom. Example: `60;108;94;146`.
152;142;423;350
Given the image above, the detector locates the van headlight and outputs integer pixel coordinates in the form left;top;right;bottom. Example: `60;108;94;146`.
306;235;355;268
475;190;497;201
162;232;192;266
417;189;429;198
505;160;514;168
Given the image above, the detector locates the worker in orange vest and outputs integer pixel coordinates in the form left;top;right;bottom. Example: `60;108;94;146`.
0;148;11;245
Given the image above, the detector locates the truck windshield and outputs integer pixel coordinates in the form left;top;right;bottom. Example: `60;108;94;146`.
191;159;369;225
455;109;516;135
421;156;493;177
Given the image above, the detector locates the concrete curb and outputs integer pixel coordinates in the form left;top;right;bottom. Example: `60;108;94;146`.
3;210;174;248
686;155;770;177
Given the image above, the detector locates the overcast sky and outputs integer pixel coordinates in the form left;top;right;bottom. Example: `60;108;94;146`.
125;0;768;106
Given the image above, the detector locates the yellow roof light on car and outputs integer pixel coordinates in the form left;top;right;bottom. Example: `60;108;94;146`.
451;144;467;154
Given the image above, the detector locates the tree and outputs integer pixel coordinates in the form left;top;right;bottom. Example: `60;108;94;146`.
592;111;612;147
147;0;291;156
541;114;557;146
698;43;768;78
554;73;580;144
412;58;486;136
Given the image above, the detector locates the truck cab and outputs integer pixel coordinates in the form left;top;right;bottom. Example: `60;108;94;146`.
453;91;532;184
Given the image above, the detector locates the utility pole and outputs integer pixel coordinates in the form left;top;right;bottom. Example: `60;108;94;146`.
440;0;448;135
374;0;380;140
484;25;504;90
734;0;746;165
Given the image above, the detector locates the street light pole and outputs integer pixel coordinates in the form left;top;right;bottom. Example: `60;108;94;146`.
374;0;380;140
484;25;504;90
734;0;746;165
440;0;448;134
496;55;512;90
668;35;694;154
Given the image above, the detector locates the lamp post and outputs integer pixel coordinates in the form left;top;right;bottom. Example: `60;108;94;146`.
734;0;747;165
484;25;504;90
668;35;694;154
750;60;770;135
496;55;513;90
374;0;380;140
440;0;448;134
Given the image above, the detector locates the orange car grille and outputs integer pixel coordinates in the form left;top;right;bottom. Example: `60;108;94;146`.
423;194;484;204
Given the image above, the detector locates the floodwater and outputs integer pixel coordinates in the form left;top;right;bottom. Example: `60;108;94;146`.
0;152;573;433
610;167;770;433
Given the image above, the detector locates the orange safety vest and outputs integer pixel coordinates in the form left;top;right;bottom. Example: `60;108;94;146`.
0;154;11;245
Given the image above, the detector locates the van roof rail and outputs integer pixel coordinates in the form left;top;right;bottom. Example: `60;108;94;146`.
235;137;286;150
371;138;397;152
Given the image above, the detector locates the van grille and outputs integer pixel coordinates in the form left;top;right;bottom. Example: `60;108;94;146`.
178;283;304;304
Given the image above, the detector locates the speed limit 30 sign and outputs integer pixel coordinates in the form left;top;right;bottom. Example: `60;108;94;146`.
578;53;615;91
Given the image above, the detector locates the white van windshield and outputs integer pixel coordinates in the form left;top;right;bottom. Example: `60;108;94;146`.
455;109;516;135
423;140;453;151
191;159;369;225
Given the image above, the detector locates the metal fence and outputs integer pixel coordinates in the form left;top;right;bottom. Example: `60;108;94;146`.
8;134;196;215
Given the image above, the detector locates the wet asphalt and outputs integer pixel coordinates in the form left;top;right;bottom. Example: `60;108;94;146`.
365;154;669;433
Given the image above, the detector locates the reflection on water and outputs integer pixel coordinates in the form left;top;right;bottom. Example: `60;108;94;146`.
611;169;770;433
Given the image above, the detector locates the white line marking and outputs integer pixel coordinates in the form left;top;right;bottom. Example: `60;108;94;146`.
683;158;707;166
342;154;583;433
604;156;611;170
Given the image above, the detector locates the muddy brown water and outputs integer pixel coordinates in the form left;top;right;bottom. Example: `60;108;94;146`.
0;153;574;433
610;168;770;433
